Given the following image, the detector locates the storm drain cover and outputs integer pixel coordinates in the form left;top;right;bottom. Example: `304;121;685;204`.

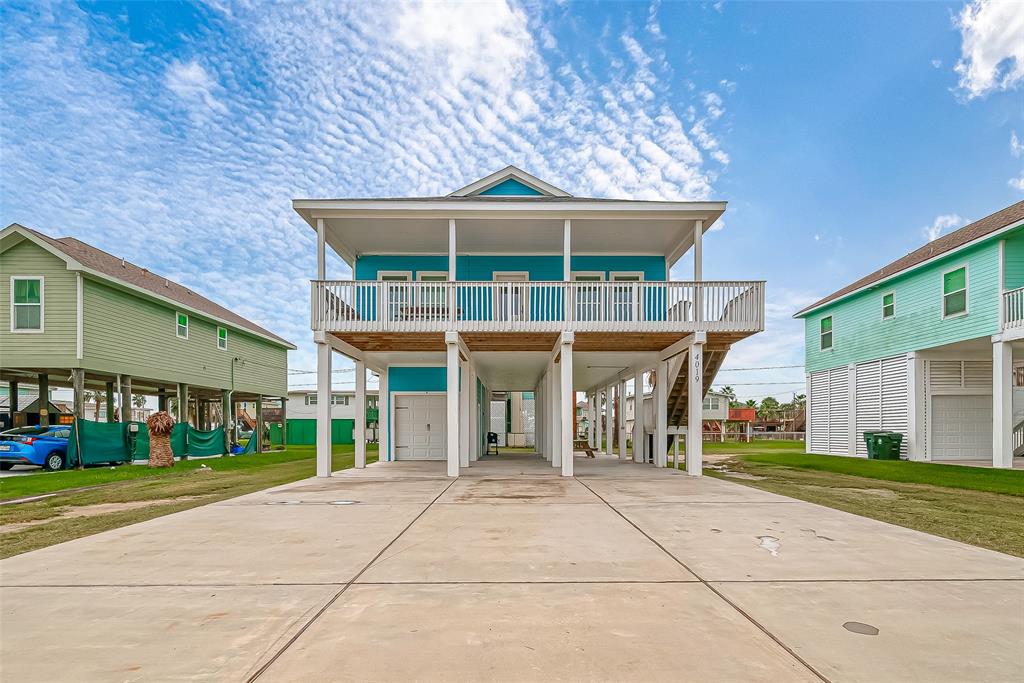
330;500;358;505
843;621;879;636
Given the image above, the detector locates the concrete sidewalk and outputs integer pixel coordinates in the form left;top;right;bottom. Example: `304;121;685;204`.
1;453;1022;682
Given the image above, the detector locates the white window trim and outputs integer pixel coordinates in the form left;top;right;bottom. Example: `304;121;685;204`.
377;271;412;281
881;290;895;320
217;326;228;350
305;394;317;406
820;315;833;351
416;271;448;280
492;271;530;281
10;276;44;334
571;271;605;281
176;311;189;340
941;264;969;320
610;271;645;281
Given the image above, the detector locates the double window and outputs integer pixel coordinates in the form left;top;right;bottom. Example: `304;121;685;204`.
11;277;43;332
882;292;895;319
176;312;189;339
820;316;833;351
942;266;967;318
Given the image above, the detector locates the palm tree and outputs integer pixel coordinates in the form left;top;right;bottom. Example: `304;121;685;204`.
147;411;175;468
83;389;102;421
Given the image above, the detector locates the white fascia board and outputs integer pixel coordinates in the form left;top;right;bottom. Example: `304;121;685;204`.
794;218;1024;319
294;199;727;221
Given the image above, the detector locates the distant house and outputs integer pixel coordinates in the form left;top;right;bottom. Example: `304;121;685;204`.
0;224;294;450
794;202;1023;467
285;389;379;444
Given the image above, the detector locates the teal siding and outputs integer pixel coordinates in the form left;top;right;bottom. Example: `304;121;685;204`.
1003;229;1024;289
802;240;1002;373
355;255;666;281
388;366;447;392
479;179;543;196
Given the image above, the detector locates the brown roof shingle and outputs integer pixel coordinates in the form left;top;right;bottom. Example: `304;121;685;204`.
795;201;1024;317
17;226;293;347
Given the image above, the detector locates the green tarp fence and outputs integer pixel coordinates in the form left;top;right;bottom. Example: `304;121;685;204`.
67;420;131;467
268;423;283;447
240;434;257;454
187;426;225;457
70;419;225;467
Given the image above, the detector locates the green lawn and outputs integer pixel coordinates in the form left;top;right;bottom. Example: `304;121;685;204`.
0;444;378;558
689;441;1024;557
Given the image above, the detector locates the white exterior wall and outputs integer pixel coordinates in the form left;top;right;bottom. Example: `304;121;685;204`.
286;390;379;420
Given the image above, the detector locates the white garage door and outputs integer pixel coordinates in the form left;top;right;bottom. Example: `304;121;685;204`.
394;394;446;460
931;395;991;460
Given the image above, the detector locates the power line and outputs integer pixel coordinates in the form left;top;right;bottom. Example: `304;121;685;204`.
716;364;804;372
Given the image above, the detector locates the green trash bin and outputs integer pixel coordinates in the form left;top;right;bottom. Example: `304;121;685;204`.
863;430;886;459
876;432;903;460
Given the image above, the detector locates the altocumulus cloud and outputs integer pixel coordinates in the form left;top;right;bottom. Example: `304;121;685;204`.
1;0;732;384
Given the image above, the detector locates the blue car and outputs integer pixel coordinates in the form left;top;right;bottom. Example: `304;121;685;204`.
0;426;70;471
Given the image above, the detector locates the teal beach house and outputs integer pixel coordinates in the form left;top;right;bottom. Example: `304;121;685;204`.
294;166;765;478
795;202;1024;467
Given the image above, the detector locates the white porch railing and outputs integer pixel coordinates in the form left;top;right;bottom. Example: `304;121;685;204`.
312;280;765;333
1003;287;1024;331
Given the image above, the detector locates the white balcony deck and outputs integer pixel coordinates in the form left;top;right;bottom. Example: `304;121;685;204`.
312;280;764;334
1003;286;1024;331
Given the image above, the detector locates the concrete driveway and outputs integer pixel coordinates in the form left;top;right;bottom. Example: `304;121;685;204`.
2;453;1022;682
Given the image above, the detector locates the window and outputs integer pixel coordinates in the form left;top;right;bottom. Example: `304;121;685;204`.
331;394;349;406
418;272;448;307
11;277;43;332
943;266;967;317
882;292;895;319
703;397;720;410
176;312;189;339
305;394;317;406
820;316;833;350
217;327;227;350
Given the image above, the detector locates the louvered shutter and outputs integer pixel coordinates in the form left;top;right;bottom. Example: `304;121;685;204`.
809;370;830;453
855;361;882;457
880;356;909;457
828;367;849;454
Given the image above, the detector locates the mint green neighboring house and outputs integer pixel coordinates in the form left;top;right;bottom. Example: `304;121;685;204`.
794;202;1024;467
0;223;294;448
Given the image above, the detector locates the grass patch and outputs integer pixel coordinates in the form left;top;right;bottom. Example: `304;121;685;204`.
688;441;1024;557
0;444;377;559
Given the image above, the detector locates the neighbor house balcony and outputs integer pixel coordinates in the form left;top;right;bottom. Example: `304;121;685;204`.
311;279;764;334
1003;286;1024;332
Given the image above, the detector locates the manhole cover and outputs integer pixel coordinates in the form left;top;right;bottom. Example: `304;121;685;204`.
843;621;879;636
330;500;358;505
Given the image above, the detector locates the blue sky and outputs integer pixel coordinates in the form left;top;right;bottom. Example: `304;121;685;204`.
2;0;1022;400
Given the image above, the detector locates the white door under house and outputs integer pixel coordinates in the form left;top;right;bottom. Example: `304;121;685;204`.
393;394;446;460
930;395;992;460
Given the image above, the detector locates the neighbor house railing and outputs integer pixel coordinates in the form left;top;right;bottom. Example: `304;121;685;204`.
311;280;765;333
1003;287;1024;331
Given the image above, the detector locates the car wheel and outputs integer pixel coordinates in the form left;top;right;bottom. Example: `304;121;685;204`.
44;452;65;471
0;463;13;471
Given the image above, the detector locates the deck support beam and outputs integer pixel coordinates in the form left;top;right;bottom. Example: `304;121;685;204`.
617;379;628;460
71;368;85;420
685;342;703;476
550;356;561;469
604;385;613;455
656;360;668;467
355;360;366;468
222;390;232;454
633;371;644;463
446;331;460;477
379;367;390;462
560;331;574;477
459;356;470;468
993;340;1013;468
38;373;49;427
316;342;332;478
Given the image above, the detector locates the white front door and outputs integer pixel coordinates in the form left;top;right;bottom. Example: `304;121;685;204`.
494;272;529;322
931;395;992;459
394;394;446;460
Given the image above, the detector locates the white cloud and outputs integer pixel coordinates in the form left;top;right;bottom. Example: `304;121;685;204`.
954;0;1024;99
1011;130;1023;158
1010;174;1024;191
164;60;227;116
921;214;966;242
931;58;942;69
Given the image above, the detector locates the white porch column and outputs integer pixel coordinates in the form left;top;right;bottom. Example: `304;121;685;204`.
459;358;471;468
617;379;628;460
633;371;643;463
906;353;926;461
605;386;614;454
316;218;326;280
693;219;703;324
993;340;1013;468
656;360;668;467
315;342;332;478
379;367;390;462
685;342;704;476
448;219;457;280
355;359;366;469
589;393;597;448
468;362;478;462
560;333;575;477
446;332;460;477
551;360;562;468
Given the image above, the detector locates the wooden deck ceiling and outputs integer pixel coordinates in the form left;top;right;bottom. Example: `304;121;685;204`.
330;331;753;353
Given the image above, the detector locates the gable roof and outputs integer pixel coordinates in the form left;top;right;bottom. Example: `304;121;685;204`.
795;201;1024;317
447;165;571;197
1;224;295;348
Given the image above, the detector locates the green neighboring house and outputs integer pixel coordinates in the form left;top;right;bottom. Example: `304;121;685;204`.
794;202;1024;467
0;223;295;446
